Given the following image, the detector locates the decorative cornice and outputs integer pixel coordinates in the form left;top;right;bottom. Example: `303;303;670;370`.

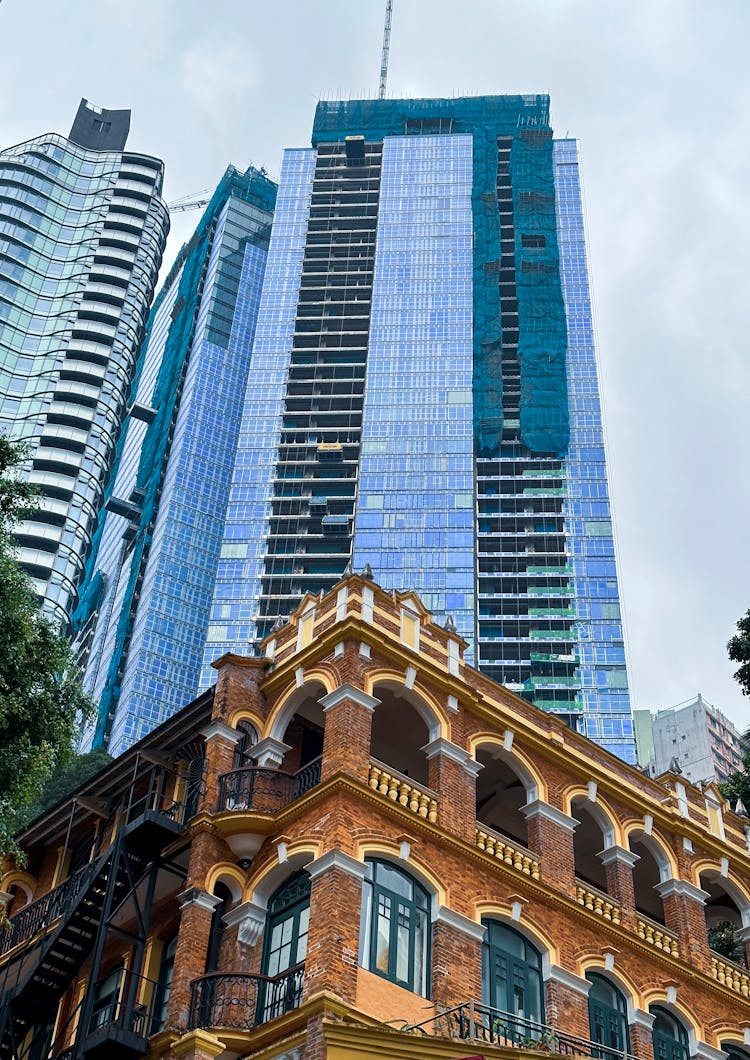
544;964;591;996
223;900;266;947
171;1030;226;1058
421;738;483;776
600;846;640;868
319;684;380;712
305;849;368;883
432;906;485;941
522;799;578;833
655;879;710;904
630;1008;656;1030
177;887;221;912
252;737;292;767
200;720;242;744
691;1042;730;1060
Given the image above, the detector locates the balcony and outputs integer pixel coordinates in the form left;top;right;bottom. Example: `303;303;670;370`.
407;1001;638;1060
217;758;322;815
188;966;304;1031
368;760;437;823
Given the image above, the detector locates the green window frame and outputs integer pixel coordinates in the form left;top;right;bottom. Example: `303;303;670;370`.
359;859;430;998
587;973;630;1058
650;1006;689;1060
482;920;544;1027
259;871;310;1021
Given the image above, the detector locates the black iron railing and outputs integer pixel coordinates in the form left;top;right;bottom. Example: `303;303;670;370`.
188;965;304;1030
0;859;99;956
217;756;322;814
407;1001;639;1060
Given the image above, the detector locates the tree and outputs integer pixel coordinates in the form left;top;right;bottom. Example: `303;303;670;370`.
27;748;112;820
728;609;750;698
719;751;750;816
0;436;93;857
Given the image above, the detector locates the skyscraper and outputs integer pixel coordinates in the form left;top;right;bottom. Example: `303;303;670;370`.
0;99;168;627
76;165;276;754
202;96;635;762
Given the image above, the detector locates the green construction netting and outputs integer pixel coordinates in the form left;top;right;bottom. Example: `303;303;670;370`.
312;96;569;457
72;165;277;747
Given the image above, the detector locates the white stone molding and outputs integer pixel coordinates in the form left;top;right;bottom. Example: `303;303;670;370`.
655;879;710;904
200;720;242;744
305;849;368;883
319;684;380;712
631;1008;656;1030
522;799;578;833
178;887;222;912
421;738;484;776
599;846;639;869
691;1043;729;1060
544;964;591;996
223;900;266;947
432;906;485;942
251;737;292;768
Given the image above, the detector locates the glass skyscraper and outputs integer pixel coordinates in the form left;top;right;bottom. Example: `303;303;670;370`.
75;165;276;754
202;96;635;762
0;99;168;627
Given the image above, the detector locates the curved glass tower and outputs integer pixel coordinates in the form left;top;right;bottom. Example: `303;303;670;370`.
0;99;168;626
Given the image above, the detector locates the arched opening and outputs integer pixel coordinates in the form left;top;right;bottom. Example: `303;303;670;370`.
629;836;666;924
723;1044;750;1060
206;882;234;973
482;920;544;1030
586;972;630;1055
700;872;747;967
370;685;432;786
4;883;32;917
650;1005;690;1060
259;871;310;1020
151;934;178;1033
234;719;259;767
475;749;530;847
278;687;325;774
359;858;431;997
572;799;610;894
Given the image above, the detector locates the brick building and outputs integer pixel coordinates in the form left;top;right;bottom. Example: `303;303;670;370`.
2;572;750;1060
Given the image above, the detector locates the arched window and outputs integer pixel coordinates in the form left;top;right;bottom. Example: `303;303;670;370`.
206;882;233;973
234;720;258;767
359;859;430;997
482;920;544;1028
723;1045;750;1060
259;872;310;1020
650;1006;689;1060
587;973;630;1057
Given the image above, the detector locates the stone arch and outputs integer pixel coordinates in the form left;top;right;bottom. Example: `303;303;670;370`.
468;734;546;803
642;991;702;1041
577;956;642;1011
205;863;246;905
264;674;333;745
473;901;560;969
354;839;447;908
245;841;322;909
365;670;449;740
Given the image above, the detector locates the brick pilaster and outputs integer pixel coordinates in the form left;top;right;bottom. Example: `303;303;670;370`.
522;800;577;895
430;908;483;1008
424;739;481;843
303;851;366;1004
600;846;638;929
656;879;711;971
166;889;221;1031
319;685;378;783
630;1009;656;1060
543;966;591;1041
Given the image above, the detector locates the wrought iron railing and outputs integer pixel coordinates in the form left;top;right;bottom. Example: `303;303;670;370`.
407;1001;638;1060
0;859;99;956
188;965;304;1030
217;756;322;814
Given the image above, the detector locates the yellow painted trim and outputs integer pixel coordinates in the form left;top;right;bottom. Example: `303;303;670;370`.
576;956;643;1009
52;846;70;887
243;839;322;904
139;936;162;1007
564;786;624;846
691;860;750;906
0;871;35;904
364;669;449;739
641;990;702;1038
171;1030;226;1058
263;669;334;740
473;902;561;966
469;733;548;802
353;839;448;905
205;862;246;902
622;822;679;878
226;707;264;732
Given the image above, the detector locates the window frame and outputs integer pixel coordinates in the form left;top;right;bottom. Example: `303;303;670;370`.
359;858;431;998
650;1005;690;1060
586;972;630;1058
482;919;544;1025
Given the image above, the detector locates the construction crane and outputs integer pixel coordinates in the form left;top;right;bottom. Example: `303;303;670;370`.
168;190;211;214
378;0;394;100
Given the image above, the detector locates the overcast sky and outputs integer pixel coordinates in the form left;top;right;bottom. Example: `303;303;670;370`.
1;0;748;731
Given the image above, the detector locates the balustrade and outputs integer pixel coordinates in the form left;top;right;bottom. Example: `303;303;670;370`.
368;760;437;822
711;955;750;997
217;757;321;814
636;916;680;958
188;966;304;1030
575;881;621;925
475;826;540;879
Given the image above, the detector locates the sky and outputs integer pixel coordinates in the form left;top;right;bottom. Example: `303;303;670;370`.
0;0;748;731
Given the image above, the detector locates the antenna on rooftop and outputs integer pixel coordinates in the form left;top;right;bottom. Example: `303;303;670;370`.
378;0;394;100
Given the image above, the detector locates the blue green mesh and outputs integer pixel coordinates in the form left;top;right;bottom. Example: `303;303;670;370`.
72;165;277;747
312;96;569;456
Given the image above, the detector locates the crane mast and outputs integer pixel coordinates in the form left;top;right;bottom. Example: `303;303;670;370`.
378;0;393;100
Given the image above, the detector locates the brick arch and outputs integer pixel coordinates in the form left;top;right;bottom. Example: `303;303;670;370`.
205;863;246;905
244;840;322;909
364;669;449;740
565;786;622;847
622;822;677;881
0;871;35;907
576;956;642;1010
468;733;547;802
642;991;702;1041
226;707;264;733
353;839;448;907
473;901;560;967
264;671;334;743
691;861;750;925
711;1027;749;1051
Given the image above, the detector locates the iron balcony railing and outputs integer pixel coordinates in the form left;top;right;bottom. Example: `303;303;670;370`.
407;1001;639;1060
217;756;322;814
188;966;304;1031
0;859;99;956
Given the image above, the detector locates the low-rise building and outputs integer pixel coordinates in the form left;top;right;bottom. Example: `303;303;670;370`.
2;573;750;1060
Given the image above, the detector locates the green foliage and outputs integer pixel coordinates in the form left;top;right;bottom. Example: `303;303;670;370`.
719;750;750;814
0;436;94;857
728;609;750;698
27;749;112;820
707;920;746;966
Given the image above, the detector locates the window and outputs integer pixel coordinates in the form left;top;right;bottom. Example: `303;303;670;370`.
90;966;123;1030
482;920;544;1026
233;719;259;767
151;936;177;1033
359;859;430;997
650;1006;689;1060
259;872;310;1020
587;973;630;1058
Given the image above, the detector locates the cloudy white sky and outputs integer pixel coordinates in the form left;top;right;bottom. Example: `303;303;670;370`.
1;0;748;730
